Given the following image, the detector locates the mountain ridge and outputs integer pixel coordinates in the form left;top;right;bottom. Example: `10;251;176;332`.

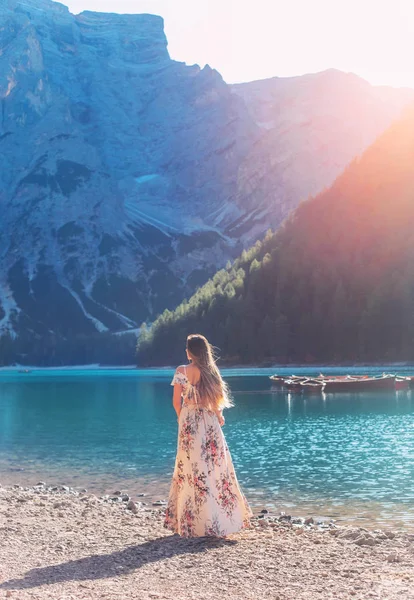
0;0;413;365
136;102;414;366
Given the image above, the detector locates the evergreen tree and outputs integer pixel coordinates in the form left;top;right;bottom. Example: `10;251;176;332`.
136;106;414;366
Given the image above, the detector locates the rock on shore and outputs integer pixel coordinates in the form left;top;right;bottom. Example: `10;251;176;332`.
0;484;413;600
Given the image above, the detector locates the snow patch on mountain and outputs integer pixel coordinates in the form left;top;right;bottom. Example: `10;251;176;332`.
135;174;160;184
0;0;413;345
64;287;109;333
0;284;20;337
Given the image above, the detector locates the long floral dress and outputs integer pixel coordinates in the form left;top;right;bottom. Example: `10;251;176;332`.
164;367;252;537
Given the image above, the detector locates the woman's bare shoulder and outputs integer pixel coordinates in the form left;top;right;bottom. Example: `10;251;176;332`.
186;364;201;383
176;364;200;379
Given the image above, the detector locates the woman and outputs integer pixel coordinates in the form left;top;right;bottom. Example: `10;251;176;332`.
164;334;252;537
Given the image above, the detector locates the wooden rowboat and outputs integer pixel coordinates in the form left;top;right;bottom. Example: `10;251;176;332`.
395;377;410;391
323;375;396;393
300;380;324;393
283;379;303;392
269;375;286;388
269;373;413;393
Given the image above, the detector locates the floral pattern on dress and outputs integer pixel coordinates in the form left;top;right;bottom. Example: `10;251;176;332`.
165;367;253;537
171;369;199;408
205;514;227;537
201;425;225;472
176;459;185;490
164;501;177;531
187;462;209;510
179;497;197;537
179;412;198;460
216;472;238;519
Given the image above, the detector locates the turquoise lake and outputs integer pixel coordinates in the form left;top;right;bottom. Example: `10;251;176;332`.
0;367;413;530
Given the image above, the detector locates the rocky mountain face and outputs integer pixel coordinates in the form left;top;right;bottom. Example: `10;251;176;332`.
231;71;414;218
0;0;413;346
137;103;414;365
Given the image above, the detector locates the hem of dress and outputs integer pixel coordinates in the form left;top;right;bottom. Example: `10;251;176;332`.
163;518;252;539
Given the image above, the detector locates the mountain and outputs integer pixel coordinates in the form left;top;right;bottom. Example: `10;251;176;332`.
136;104;414;366
0;0;413;363
0;0;258;342
232;70;414;217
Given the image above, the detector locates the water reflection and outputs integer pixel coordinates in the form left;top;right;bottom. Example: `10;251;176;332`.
0;369;413;529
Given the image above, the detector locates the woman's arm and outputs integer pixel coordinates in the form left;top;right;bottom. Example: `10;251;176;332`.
216;409;225;426
172;384;182;421
171;366;186;422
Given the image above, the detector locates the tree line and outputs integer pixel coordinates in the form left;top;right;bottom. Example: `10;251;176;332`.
0;331;136;367
136;106;414;366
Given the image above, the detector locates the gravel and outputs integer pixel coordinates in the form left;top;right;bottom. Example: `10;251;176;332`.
0;484;413;600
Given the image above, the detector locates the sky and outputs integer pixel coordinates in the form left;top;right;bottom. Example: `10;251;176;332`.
61;0;414;88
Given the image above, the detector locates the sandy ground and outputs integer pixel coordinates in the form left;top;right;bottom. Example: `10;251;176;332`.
0;484;413;600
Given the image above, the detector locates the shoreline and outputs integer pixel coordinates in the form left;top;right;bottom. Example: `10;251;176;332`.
1;483;413;600
1;472;413;534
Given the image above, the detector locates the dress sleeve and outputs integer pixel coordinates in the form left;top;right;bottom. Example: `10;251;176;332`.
170;368;187;387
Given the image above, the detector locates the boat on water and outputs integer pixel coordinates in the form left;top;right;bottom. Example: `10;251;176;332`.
404;376;414;390
299;380;325;393
282;379;303;392
323;374;396;393
395;377;411;391
270;373;409;393
269;375;286;387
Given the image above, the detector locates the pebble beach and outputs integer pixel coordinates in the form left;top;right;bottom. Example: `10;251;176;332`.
0;483;413;600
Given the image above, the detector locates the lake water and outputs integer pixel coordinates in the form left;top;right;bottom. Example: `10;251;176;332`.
0;367;413;530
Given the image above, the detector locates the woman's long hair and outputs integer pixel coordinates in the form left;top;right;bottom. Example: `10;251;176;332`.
186;334;233;411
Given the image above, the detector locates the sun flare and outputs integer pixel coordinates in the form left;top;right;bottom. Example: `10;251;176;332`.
63;0;414;88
